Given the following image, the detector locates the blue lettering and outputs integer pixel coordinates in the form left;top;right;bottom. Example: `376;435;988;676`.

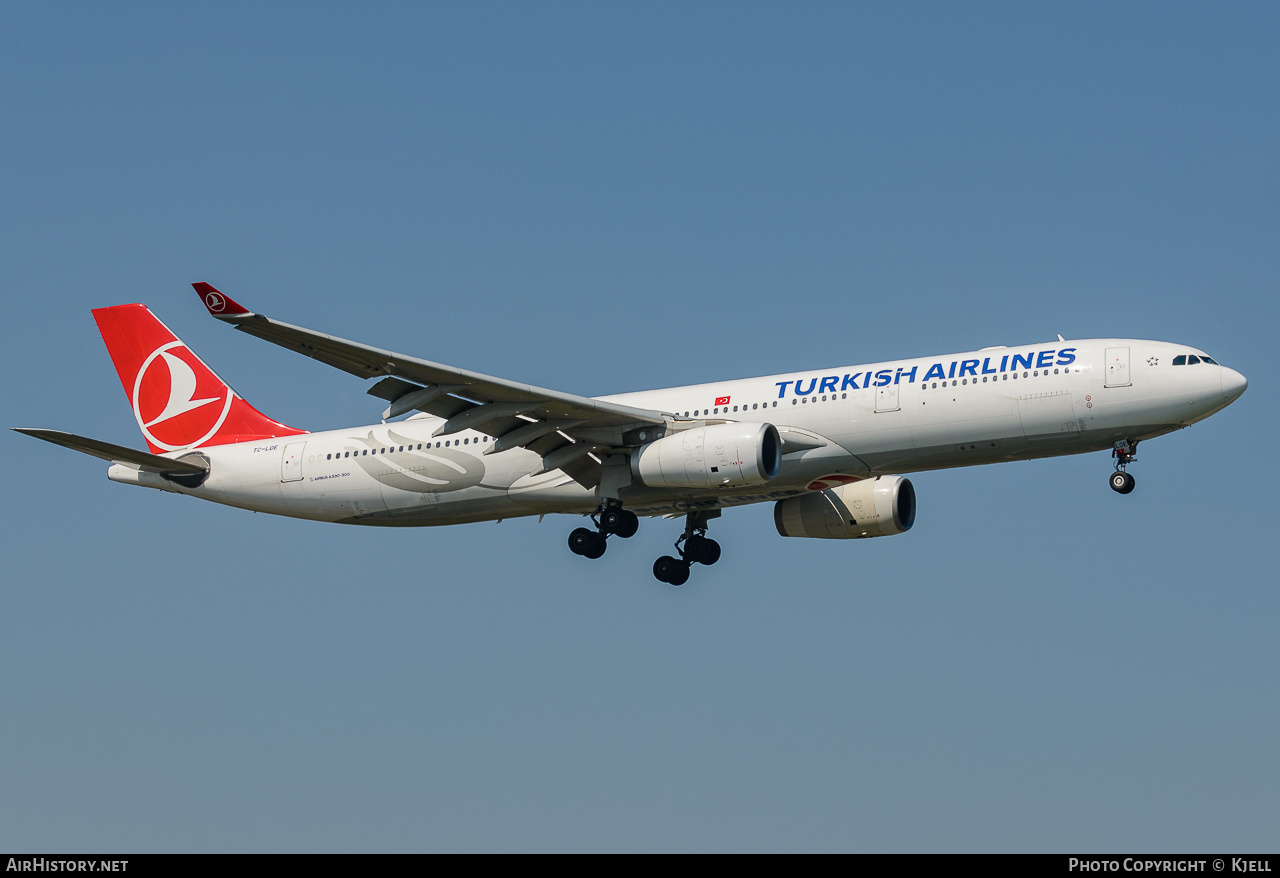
1000;354;1009;372
1057;348;1077;366
1036;350;1056;369
874;370;892;387
959;359;979;377
948;361;957;379
795;377;817;395
1011;352;1034;371
841;373;862;391
982;357;998;374
863;373;874;389
895;365;918;385
923;363;946;382
775;381;790;398
818;375;838;394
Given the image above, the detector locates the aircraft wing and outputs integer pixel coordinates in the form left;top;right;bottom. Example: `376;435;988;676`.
193;284;666;478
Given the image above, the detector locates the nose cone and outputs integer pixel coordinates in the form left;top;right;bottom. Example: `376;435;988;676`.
1221;367;1248;404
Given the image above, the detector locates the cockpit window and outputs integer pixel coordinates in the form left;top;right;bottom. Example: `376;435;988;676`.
1188;355;1201;364
1201;355;1218;365
1173;355;1187;365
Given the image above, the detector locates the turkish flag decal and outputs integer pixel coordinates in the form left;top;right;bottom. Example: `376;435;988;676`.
714;396;730;406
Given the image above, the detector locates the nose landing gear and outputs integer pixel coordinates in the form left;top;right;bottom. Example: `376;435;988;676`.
1110;440;1137;494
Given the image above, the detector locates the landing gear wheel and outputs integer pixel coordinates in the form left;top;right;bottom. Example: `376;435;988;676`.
569;527;607;558
600;507;639;538
683;535;721;566
1110;471;1135;494
653;555;690;585
582;533;607;559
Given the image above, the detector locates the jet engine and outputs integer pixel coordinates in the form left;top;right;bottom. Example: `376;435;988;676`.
774;476;916;539
631;422;782;489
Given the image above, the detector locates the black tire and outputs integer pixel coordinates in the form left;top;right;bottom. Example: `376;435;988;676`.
568;527;596;556
684;535;721;565
654;555;681;583
667;560;690;586
600;507;624;534
615;510;639;539
1110;471;1135;494
601;507;639;538
699;538;721;566
582;532;607;559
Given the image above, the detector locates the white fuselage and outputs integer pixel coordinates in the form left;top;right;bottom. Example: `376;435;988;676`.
111;338;1245;526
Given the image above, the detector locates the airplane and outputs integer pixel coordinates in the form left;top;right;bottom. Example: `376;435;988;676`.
15;283;1247;586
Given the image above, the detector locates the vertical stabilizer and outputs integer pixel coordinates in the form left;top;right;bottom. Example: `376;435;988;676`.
93;304;306;453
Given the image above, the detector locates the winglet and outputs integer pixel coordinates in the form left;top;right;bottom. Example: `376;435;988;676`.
192;282;252;319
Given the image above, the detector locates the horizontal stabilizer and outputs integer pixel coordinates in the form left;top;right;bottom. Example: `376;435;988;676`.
12;428;210;475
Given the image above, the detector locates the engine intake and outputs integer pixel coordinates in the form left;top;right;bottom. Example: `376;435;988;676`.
631;422;782;489
774;476;916;539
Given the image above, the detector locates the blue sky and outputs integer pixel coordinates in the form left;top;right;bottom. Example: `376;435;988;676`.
2;2;1276;852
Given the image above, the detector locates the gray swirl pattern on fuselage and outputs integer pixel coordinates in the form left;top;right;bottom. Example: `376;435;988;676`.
349;429;485;493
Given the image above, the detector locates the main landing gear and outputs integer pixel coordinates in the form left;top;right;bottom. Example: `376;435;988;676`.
652;512;721;587
566;506;721;587
567;503;639;560
1110;439;1137;494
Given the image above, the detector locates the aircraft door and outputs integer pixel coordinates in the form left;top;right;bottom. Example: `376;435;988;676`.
281;441;306;482
1105;347;1130;387
875;385;900;413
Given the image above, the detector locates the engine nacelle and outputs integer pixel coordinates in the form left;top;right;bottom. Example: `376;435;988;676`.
631;422;782;489
774;476;916;539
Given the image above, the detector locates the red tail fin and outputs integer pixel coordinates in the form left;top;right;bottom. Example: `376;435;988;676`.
93;304;306;453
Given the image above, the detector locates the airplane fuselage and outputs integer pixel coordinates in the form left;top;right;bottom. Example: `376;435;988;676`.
111;338;1245;526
